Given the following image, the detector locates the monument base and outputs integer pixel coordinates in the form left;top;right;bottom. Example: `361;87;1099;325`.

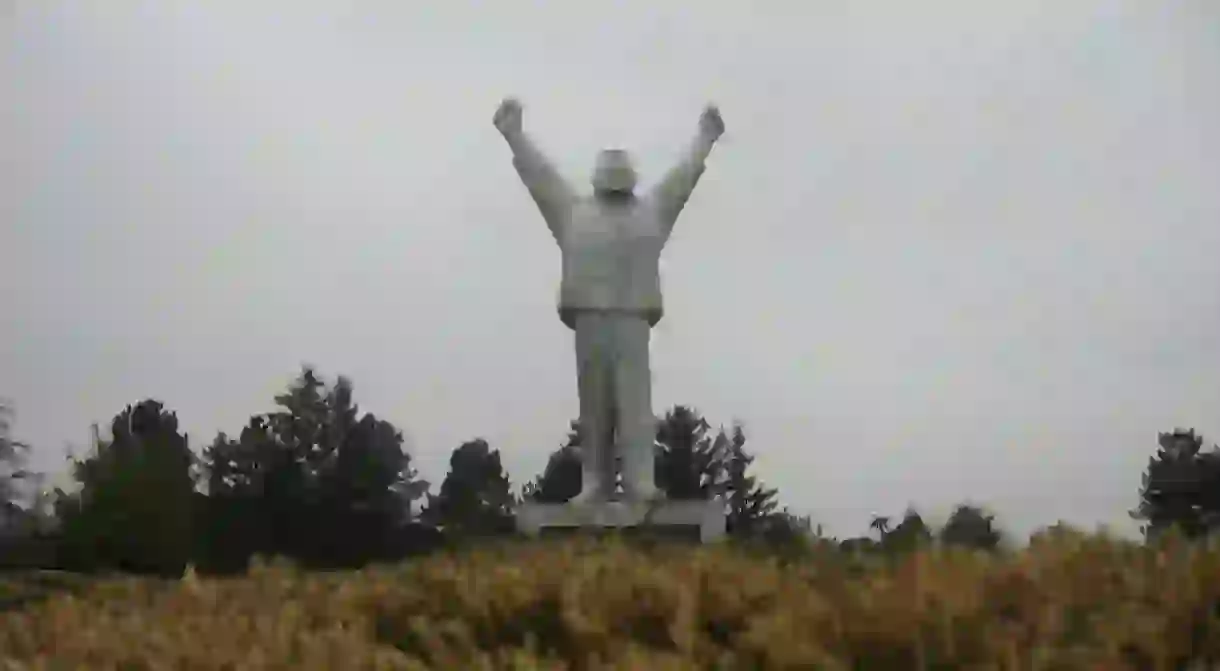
514;497;726;544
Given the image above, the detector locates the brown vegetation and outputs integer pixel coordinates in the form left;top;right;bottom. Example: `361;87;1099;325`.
1;531;1218;669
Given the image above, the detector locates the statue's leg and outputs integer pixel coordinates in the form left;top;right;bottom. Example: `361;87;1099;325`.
613;314;662;502
570;311;614;504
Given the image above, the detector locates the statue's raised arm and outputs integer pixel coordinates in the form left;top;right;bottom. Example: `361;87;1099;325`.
650;105;725;235
494;98;577;241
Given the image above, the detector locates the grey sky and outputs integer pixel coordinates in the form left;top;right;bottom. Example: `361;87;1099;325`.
4;2;1218;540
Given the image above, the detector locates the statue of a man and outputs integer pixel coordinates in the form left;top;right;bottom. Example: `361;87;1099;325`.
494;97;724;504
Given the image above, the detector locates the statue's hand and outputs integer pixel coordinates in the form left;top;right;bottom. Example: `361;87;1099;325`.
699;104;725;141
494;97;523;137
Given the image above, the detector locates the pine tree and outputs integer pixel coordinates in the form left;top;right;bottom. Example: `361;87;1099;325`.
723;424;778;536
422;439;514;536
1131;428;1220;539
58;400;195;576
656;406;728;500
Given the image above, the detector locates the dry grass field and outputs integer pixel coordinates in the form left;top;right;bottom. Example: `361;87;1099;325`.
0;532;1218;669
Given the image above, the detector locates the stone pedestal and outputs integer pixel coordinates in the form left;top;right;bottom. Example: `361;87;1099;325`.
515;497;726;543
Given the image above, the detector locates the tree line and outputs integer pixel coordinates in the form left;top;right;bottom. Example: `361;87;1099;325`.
0;366;1215;577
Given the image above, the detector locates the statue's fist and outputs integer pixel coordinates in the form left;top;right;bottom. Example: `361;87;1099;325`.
494;98;523;136
699;104;725;141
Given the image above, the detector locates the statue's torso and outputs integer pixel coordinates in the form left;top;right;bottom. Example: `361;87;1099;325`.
557;198;669;328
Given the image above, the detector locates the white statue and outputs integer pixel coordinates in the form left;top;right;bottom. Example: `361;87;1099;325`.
494;98;724;505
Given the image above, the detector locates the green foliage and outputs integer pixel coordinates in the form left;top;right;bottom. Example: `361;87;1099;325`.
198;366;430;570
6;361;1218;610
422;438;514;536
940;503;1003;551
520;421;581;504
0;402;31;516
722;422;779;537
861;507;935;556
654;405;727;499
886;507;932;551
521;408;791;548
1131;428;1220;540
526;406;735;503
56;400;195;577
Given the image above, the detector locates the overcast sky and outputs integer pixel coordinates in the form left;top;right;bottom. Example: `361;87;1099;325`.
4;1;1218;540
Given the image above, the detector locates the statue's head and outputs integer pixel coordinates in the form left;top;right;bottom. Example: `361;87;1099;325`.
591;149;637;197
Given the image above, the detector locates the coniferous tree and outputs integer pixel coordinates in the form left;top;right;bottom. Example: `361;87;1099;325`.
199;367;429;570
422;439;514;536
723;424;778;536
1131;428;1220;540
940;503;1003;551
529;407;736;502
58;400;195;576
655;406;727;500
0;402;31;524
882;507;932;553
522;421;582;503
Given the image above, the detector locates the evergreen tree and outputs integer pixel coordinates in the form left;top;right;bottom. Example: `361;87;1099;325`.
0;402;31;524
199;367;429;570
723;423;778;536
521;421;581;503
1131;428;1220;539
58;400;195;576
940;503;1003;551
882;507;932;553
655;406;727;500
422;439;514;536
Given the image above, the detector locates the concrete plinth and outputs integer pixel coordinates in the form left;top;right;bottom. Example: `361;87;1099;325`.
515;497;726;543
